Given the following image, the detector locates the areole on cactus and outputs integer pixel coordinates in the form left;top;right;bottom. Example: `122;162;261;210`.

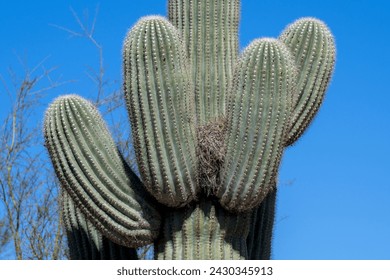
44;0;335;260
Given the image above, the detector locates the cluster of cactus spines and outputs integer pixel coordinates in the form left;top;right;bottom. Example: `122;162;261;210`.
62;190;138;260
155;198;251;260
123;16;198;208
168;0;240;124
44;95;161;248
44;0;335;260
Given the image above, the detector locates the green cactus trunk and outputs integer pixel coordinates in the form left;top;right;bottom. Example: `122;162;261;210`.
43;0;335;260
246;189;276;260
155;198;251;260
168;0;240;124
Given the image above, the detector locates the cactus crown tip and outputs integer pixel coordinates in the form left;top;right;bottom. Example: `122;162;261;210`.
48;94;86;106
134;15;169;26
296;16;325;23
288;17;334;34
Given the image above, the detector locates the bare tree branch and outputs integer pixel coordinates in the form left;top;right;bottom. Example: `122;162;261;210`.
0;57;67;259
52;5;105;104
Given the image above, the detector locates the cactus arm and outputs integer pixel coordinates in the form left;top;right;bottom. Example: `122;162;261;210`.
168;0;240;123
44;95;160;248
123;16;198;208
217;39;296;212
280;18;336;146
247;18;336;259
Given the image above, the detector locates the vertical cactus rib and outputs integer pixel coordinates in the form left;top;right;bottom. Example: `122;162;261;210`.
155;199;250;259
168;0;240;124
123;16;198;208
62;190;139;260
246;189;276;260
280;18;336;146
44;94;160;248
217;39;296;212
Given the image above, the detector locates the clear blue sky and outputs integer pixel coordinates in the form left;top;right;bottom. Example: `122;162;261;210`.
1;0;389;260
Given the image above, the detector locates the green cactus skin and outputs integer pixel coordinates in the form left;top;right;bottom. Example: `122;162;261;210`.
44;0;336;260
123;16;198;208
280;18;336;146
62;190;138;260
216;39;297;212
246;189;276;260
247;18;336;259
168;0;240;124
155;198;251;260
44;95;160;248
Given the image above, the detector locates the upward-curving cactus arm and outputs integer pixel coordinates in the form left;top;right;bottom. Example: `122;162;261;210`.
216;39;297;212
44;95;161;248
123;16;198;208
247;17;336;259
280;17;336;146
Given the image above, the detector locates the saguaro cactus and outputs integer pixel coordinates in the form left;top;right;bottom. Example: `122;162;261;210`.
44;0;335;260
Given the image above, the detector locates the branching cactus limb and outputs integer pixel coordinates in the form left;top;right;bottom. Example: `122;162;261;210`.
62;190;138;260
216;39;297;212
280;17;336;146
44;95;161;249
123;16;198;208
247;17;336;259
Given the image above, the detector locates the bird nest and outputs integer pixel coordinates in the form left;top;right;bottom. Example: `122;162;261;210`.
196;117;227;195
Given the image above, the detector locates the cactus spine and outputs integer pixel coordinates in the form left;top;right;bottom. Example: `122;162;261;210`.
44;0;335;259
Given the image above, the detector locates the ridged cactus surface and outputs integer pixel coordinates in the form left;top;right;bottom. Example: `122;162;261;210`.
44;95;160;248
155;199;251;260
280;18;336;146
62;190;138;260
217;38;296;212
123;16;198;208
168;0;240;124
44;0;335;260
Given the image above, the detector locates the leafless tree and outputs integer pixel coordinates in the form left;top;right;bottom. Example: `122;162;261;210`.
0;5;144;260
0;57;67;259
51;5;136;165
